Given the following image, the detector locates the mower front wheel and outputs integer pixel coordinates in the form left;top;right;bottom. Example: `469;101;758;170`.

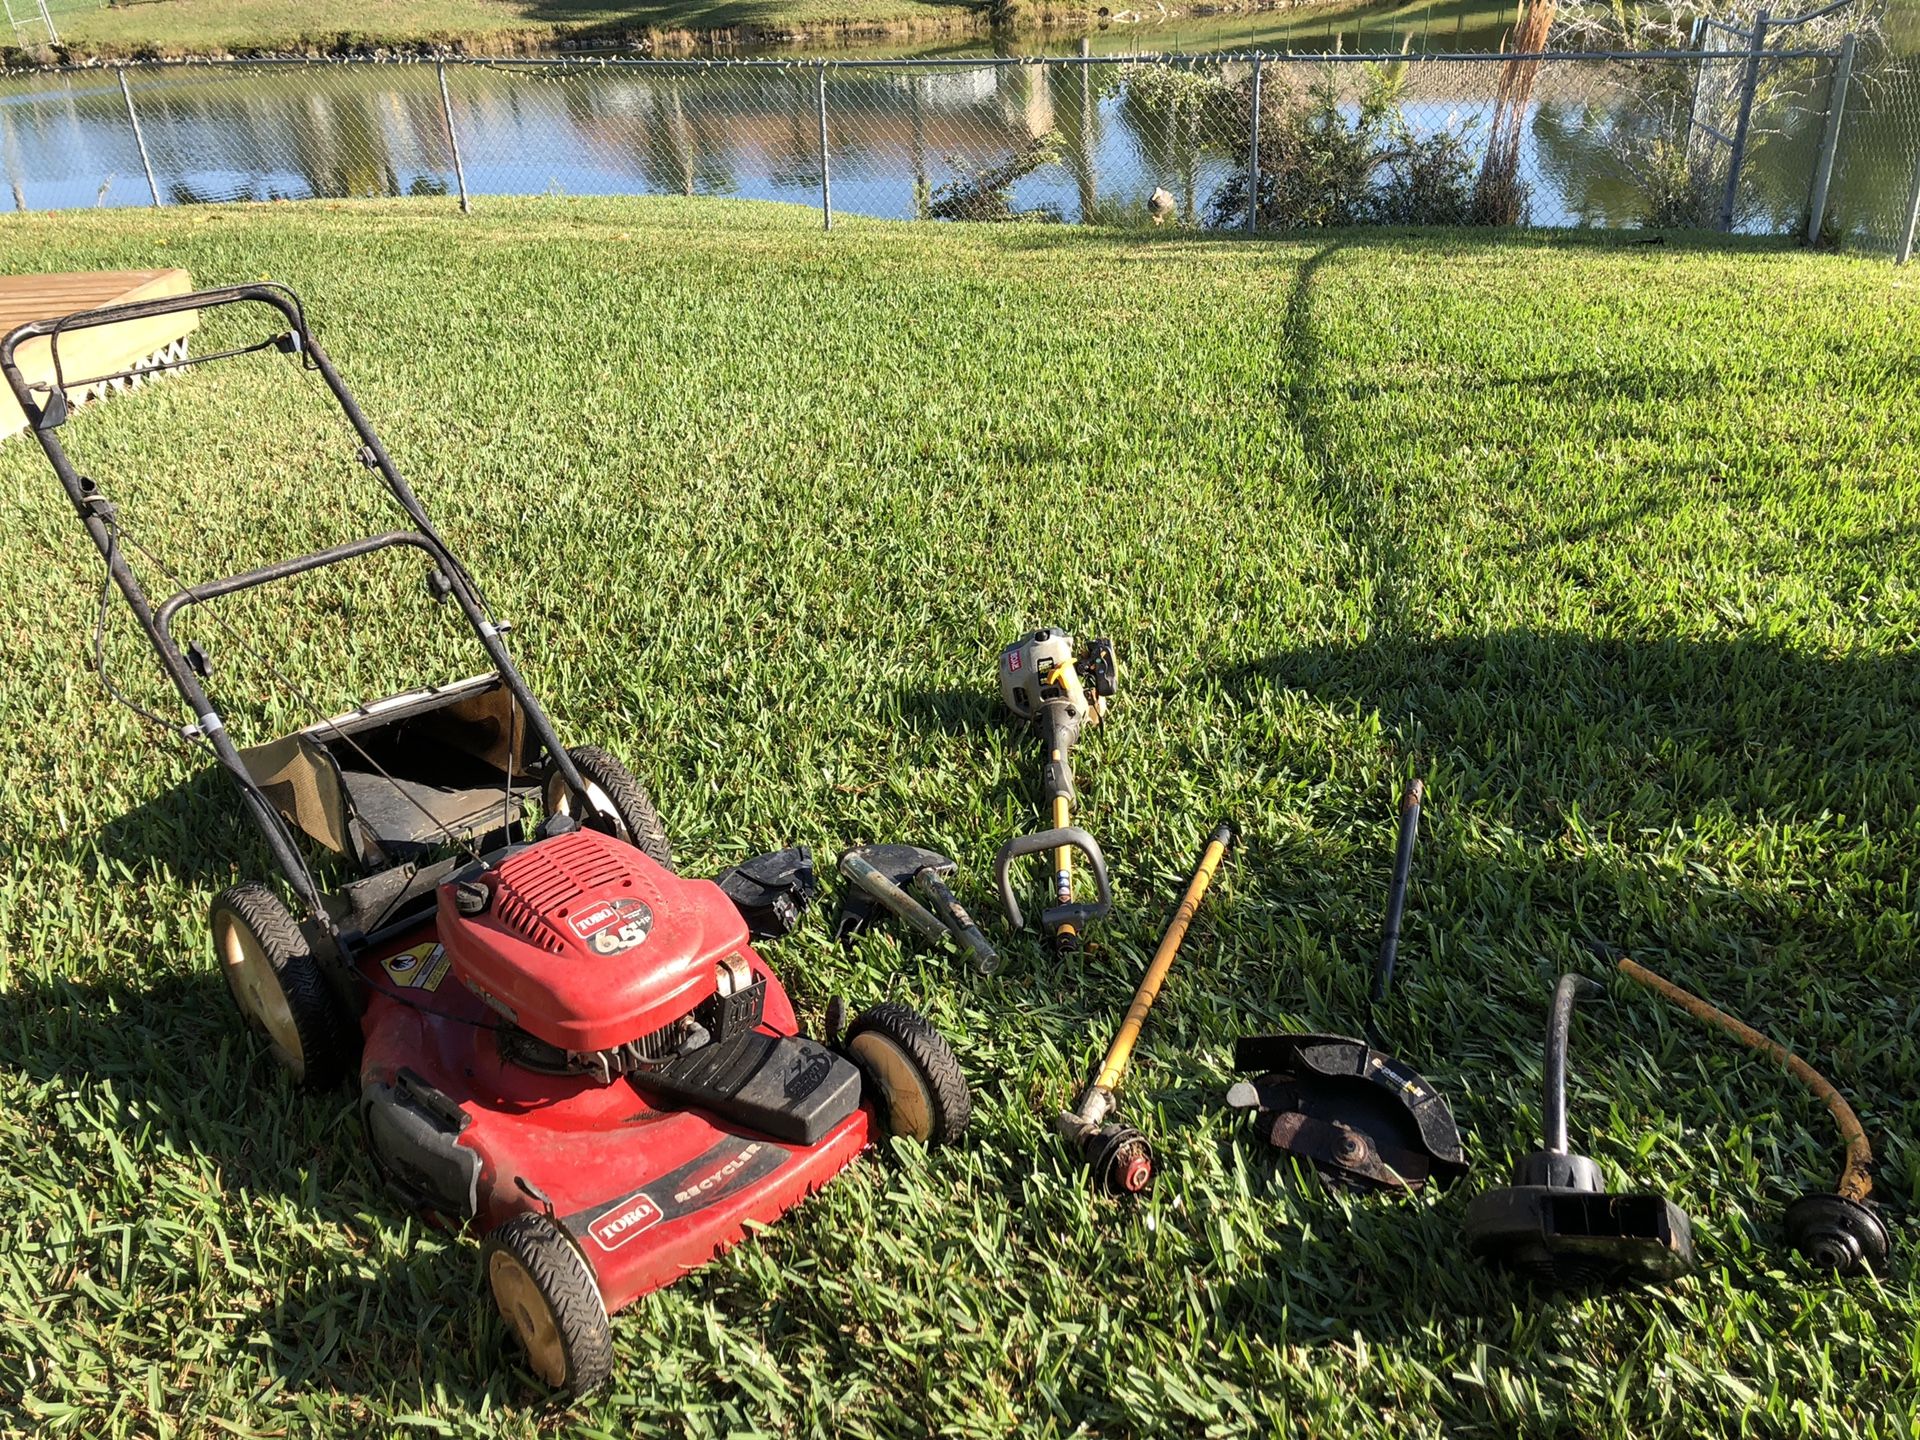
210;883;355;1090
544;745;672;869
484;1212;614;1397
845;1002;972;1146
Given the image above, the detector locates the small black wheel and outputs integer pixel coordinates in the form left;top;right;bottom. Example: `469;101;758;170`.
209;883;355;1089
543;745;672;869
484;1212;614;1397
843;1002;972;1146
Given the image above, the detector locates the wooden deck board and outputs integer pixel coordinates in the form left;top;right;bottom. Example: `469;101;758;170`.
2;269;197;439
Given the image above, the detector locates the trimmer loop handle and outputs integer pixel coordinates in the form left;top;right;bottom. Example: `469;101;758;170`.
994;826;1112;933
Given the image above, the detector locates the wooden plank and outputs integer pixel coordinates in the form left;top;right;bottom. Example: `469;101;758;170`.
2;268;197;439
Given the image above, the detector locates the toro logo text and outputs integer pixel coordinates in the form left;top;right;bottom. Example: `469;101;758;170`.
674;1143;766;1205
588;1193;664;1250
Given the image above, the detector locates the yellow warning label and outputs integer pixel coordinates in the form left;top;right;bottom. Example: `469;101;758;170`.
381;942;450;992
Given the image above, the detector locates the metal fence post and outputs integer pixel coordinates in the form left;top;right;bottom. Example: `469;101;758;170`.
437;62;471;214
1245;54;1263;234
1718;10;1770;232
1681;16;1709;174
1898;147;1920;264
117;67;161;208
1078;39;1096;225
816;63;832;232
1804;34;1853;244
5;0;59;43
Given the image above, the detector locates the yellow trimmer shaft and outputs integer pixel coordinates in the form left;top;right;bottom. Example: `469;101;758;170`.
1059;822;1235;1196
1093;823;1235;1091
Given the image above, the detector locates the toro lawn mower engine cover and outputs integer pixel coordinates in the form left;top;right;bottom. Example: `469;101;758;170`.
438;828;752;1052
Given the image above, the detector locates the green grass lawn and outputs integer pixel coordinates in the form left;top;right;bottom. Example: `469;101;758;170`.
1;198;1916;1437
34;0;990;57
25;0;1527;59
17;0;1919;63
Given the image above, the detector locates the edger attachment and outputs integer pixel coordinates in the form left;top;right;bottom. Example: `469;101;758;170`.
1464;974;1696;1289
1059;823;1233;1196
836;844;1000;974
1227;782;1468;1193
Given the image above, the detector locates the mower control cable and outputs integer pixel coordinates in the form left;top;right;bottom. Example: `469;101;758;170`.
40;328;299;395
362;966;509;1031
92;510;202;740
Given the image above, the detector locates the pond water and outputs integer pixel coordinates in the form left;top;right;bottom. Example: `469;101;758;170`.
0;31;1909;242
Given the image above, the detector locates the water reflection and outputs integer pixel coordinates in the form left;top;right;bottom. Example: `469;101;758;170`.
0;54;1903;242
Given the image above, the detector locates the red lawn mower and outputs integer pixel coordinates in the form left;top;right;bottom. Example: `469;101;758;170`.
3;285;971;1396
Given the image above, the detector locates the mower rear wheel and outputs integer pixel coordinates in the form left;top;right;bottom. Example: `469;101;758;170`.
484;1212;614;1397
210;883;354;1090
544;745;672;869
844;1002;972;1146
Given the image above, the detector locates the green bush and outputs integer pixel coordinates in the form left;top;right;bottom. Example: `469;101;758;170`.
1206;65;1478;230
1629;133;1722;229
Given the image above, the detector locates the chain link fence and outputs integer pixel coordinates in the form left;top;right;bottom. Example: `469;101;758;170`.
2;44;1914;251
1;0;59;49
1823;56;1920;253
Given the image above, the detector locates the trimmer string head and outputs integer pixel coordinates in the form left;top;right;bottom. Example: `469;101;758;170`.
1059;823;1234;1197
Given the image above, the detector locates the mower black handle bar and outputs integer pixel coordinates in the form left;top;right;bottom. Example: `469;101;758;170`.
994;825;1112;933
7;281;596;948
1;283;304;359
152;530;437;644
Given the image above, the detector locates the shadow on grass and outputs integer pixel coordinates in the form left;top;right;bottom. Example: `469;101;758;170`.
975;219;1806;259
0;967;551;1411
513;0;990;37
1208;629;1918;1186
1225;629;1920;854
89;766;290;890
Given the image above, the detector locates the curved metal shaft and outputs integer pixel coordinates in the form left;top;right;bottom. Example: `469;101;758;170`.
1617;956;1874;1205
1542;972;1594;1155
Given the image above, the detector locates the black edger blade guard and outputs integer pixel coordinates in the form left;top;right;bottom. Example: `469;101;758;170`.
1226;782;1469;1195
1229;1033;1469;1193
